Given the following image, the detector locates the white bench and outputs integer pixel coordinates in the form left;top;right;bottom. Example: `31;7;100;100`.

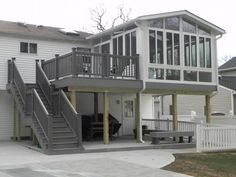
150;131;194;144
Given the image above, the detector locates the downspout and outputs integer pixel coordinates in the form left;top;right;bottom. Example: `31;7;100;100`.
135;20;146;143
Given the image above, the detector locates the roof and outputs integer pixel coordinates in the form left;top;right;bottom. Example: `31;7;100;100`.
87;10;226;40
219;76;236;91
219;57;236;71
0;20;92;42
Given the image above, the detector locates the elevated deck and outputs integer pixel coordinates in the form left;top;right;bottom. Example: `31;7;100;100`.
42;49;142;91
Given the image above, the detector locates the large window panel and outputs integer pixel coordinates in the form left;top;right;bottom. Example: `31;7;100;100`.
184;70;197;81
166;69;180;80
125;33;130;56
183;19;196;33
198;26;210;36
148;19;163;28
174;34;180;65
206;38;211;68
165;17;179;30
131;31;136;56
113;38;117;55
157;31;163;64
191;36;197;67
118;36;123;55
149;30;156;63
184;35;190;66
167;32;173;65
149;68;164;79
199;72;212;82
199;37;205;67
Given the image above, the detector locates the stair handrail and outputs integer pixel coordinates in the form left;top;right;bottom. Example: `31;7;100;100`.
32;89;52;149
36;60;52;106
8;58;26;105
59;89;82;147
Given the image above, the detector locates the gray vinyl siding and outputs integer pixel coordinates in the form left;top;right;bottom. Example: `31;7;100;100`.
211;86;233;115
0;91;13;140
0;35;90;90
219;70;236;77
162;86;233;116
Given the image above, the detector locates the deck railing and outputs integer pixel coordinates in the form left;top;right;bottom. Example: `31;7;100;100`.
59;90;82;146
36;61;53;105
42;48;139;80
32;89;52;148
8;58;26;105
142;118;198;136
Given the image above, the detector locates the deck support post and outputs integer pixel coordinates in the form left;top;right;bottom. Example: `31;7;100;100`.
172;94;178;131
103;92;109;144
94;93;99;122
70;90;77;110
13;101;20;141
205;95;211;123
135;93;142;143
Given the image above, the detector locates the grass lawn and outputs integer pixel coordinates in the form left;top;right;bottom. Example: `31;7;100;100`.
163;152;236;177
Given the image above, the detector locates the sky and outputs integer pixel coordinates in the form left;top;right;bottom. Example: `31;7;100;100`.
0;0;235;65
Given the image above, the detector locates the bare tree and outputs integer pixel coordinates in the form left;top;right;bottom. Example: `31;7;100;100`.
90;5;131;32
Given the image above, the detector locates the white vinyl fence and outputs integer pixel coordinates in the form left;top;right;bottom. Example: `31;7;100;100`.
196;124;236;152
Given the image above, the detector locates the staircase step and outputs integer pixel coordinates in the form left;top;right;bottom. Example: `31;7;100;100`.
52;142;78;149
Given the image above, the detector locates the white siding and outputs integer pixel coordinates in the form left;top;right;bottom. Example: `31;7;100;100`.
0;91;13;140
0;35;90;89
140;94;153;119
162;86;233;116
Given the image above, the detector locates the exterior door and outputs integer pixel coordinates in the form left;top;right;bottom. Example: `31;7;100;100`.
122;97;135;135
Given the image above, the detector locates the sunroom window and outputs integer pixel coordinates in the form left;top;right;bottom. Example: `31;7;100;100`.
165;17;179;30
167;33;180;65
184;35;197;67
166;69;180;80
149;30;163;64
183;19;196;33
149;68;164;79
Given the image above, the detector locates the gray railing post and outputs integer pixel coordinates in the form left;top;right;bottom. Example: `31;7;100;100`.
8;60;12;84
47;115;52;150
11;58;16;82
35;60;39;83
135;54;140;79
55;54;59;80
41;60;45;71
72;48;77;77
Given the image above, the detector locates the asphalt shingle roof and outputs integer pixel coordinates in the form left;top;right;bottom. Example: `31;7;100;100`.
219;57;236;70
0;20;92;42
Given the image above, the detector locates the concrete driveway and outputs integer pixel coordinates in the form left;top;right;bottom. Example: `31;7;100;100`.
0;142;192;177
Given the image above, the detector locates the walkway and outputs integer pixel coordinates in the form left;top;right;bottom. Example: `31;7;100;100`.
0;142;192;177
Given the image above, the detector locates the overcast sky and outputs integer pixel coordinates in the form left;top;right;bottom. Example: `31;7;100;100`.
0;0;235;65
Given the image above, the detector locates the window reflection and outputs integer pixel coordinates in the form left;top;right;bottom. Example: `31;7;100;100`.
167;32;172;65
165;17;179;30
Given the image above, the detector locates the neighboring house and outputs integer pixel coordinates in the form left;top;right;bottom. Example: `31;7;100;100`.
156;57;236;119
0;21;91;140
2;10;225;154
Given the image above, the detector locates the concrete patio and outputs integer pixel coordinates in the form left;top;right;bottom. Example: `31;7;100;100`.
0;141;193;177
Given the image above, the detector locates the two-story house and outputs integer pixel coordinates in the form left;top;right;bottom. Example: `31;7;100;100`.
3;10;225;154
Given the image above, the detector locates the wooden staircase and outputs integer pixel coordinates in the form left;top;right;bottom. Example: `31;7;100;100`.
8;59;83;154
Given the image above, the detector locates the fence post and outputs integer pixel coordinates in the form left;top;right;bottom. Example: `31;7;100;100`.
55;54;59;80
72;48;77;77
196;124;201;152
35;60;39;84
